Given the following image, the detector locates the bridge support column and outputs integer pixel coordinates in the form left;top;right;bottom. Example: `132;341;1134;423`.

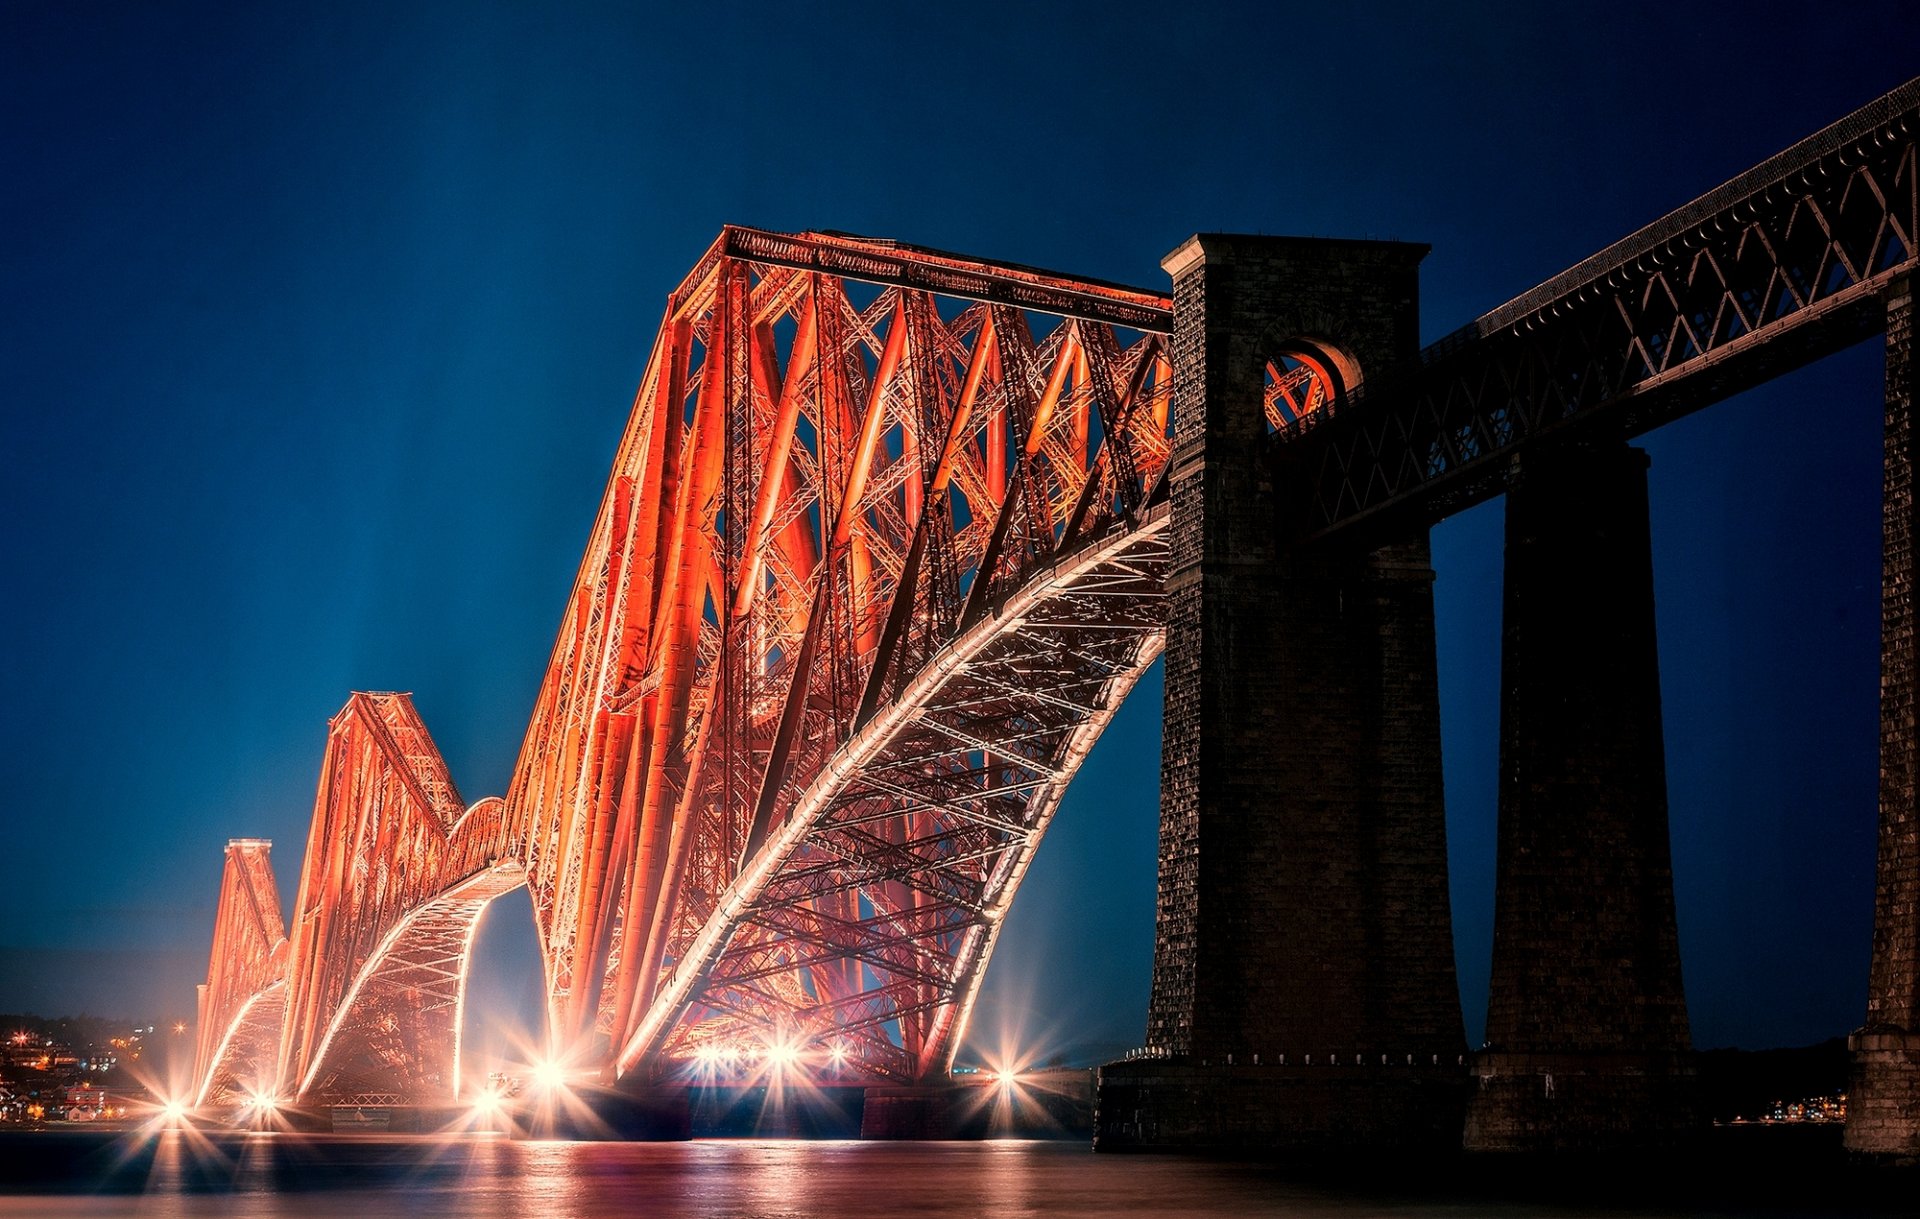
1851;276;1920;1160
537;1082;690;1140
860;1086;953;1139
1464;440;1698;1153
1098;234;1467;1152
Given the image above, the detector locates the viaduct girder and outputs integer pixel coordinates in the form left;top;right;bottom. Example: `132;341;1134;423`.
1291;78;1918;539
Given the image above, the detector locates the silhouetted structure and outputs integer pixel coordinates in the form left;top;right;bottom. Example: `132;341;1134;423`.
1100;78;1920;1155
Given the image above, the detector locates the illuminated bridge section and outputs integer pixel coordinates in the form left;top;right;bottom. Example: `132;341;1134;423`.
624;511;1167;1080
191;838;288;1107
502;229;1175;1082
289;858;522;1105
276;693;517;1104
177;81;1920;1140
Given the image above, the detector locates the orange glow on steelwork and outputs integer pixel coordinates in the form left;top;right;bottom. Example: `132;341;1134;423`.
279;695;516;1104
191;840;289;1108
186;227;1177;1104
189;701;523;1113
173;74;1920;1111
506;227;1174;1088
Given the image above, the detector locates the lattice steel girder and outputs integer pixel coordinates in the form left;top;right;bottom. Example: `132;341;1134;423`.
500;230;1174;1074
278;693;515;1101
1289;77;1919;539
686;227;1174;333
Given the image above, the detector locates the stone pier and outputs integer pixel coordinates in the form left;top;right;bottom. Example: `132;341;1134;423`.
1851;275;1920;1160
1463;440;1698;1152
1097;234;1467;1152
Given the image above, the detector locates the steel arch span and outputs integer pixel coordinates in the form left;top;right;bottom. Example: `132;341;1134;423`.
502;228;1176;1083
619;509;1168;1081
291;859;524;1105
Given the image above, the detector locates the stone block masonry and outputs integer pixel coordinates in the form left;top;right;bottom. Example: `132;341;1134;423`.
1101;234;1467;1151
1851;275;1920;1159
1463;439;1698;1152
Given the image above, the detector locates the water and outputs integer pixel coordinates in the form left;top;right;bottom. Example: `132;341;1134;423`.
0;1131;1907;1217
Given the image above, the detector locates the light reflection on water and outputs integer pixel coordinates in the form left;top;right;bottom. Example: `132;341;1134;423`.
0;1130;1896;1218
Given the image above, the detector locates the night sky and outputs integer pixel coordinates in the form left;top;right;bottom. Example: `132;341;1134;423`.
3;2;1914;1063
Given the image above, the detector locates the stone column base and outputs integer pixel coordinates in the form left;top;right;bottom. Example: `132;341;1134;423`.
1094;1057;1467;1153
1462;1051;1700;1153
528;1083;690;1140
1847;1029;1920;1160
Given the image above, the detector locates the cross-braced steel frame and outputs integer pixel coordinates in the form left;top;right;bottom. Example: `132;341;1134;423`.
192;695;519;1107
502;229;1176;1083
191;839;288;1106
274;694;514;1103
292;861;524;1104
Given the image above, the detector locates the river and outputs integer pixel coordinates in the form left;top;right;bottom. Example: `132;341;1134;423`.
0;1129;1907;1217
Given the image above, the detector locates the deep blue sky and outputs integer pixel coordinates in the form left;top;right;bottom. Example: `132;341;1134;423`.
2;2;1912;1059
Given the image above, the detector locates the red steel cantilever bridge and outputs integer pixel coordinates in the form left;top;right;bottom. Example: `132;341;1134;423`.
191;80;1920;1149
192;228;1179;1108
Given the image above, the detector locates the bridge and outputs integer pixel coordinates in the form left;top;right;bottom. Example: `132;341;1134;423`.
188;78;1920;1154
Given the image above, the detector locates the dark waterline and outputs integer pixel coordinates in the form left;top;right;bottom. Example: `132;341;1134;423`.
0;1129;1909;1218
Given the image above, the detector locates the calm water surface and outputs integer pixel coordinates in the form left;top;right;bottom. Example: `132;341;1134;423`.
0;1131;1906;1218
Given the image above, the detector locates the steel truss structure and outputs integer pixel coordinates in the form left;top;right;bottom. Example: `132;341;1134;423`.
278;694;513;1102
192;839;287;1106
191;694;517;1106
504;229;1176;1082
1290;79;1918;539
294;861;524;1104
